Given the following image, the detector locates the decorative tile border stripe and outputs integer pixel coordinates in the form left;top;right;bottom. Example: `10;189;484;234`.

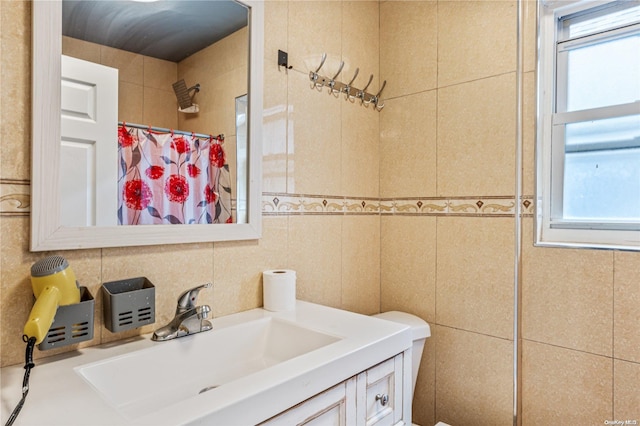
262;193;380;215
263;193;535;218
392;195;536;217
0;182;534;219
522;196;535;216
0;180;30;217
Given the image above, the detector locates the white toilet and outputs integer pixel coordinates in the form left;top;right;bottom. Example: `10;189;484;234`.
373;311;430;400
373;311;450;426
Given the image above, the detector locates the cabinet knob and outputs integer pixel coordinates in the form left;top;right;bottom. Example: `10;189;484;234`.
375;393;389;406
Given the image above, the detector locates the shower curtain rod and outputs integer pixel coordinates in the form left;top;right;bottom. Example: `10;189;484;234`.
118;121;223;140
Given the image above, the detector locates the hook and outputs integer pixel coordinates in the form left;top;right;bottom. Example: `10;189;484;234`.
357;74;374;103
375;80;387;99
314;53;327;74
328;61;345;93
309;53;328;88
373;80;387;110
277;49;292;70
342;67;359;99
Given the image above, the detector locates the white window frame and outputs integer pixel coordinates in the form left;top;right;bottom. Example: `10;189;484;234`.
536;0;640;250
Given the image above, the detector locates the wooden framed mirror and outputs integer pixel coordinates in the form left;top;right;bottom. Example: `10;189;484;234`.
31;0;263;251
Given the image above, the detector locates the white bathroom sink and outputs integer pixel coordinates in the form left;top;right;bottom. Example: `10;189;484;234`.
1;301;412;425
76;317;340;419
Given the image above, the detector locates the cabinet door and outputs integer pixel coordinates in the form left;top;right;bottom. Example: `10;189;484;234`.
260;377;357;426
359;354;404;426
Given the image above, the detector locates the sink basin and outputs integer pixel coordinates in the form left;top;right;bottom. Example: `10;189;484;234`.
2;302;412;425
75;317;339;420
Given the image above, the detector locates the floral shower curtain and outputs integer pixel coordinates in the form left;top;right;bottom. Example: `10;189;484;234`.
118;125;232;225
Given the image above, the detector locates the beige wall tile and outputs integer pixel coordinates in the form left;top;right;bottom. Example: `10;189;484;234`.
262;97;288;193
342;101;380;198
380;1;437;98
341;1;380;198
180;68;244;137
522;218;614;356
287;1;342;74
381;216;436;323
265;1;287;66
437;73;516;196
225;27;249;69
522;340;613;425
438;0;517;87
143;87;178;130
262;2;288;194
101;46;143;85
288;215;342;309
287;70;342;195
100;242;213;343
343;1;380;96
118;81;143;123
341;215;380;315
380;90;437;198
523;0;538;74
177;28;247;138
614;359;640;421
436;326;513;426
0;0;31;181
213;216;288;317
62;36;101;63
412;329;436;426
143;56;177;92
614;251;640;363
182;27;248;79
522;71;536;196
436;217;514;339
1;217;40;367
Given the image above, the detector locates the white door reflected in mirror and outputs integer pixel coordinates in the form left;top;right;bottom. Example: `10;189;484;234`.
60;55;118;227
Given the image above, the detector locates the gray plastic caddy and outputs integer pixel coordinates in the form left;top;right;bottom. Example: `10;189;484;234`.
102;277;155;332
39;286;95;351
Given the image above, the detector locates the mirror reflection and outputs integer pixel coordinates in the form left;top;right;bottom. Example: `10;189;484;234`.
59;0;249;226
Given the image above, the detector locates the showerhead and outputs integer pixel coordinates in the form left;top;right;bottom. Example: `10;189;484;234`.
172;79;200;113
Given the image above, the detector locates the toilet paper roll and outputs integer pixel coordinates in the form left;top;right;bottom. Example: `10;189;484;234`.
263;270;296;312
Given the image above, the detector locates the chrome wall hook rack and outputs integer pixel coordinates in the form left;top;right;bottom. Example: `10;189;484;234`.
307;53;386;111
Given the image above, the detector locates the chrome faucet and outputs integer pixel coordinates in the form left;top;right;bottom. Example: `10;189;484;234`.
152;283;213;341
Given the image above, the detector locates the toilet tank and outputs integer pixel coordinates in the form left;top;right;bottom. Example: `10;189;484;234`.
373;311;430;396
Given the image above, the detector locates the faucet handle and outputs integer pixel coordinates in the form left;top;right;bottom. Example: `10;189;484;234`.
197;305;211;320
176;283;212;312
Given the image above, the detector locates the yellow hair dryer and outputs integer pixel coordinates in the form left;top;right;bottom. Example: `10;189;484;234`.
23;256;80;344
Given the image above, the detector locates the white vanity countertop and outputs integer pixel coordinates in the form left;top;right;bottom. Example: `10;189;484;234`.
1;301;411;426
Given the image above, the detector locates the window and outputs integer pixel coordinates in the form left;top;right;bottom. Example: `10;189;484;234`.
537;0;640;250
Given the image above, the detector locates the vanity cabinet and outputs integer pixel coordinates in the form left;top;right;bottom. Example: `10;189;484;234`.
261;353;406;426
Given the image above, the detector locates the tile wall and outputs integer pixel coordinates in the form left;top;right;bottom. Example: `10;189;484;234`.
0;1;638;425
378;1;639;426
177;26;248;200
379;1;518;424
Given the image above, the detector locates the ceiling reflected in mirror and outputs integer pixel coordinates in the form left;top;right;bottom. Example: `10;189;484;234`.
61;0;248;62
